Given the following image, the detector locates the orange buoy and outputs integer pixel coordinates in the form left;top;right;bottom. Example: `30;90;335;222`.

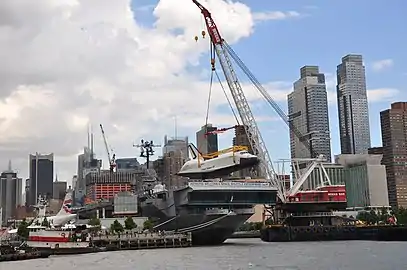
194;36;198;42
202;30;206;38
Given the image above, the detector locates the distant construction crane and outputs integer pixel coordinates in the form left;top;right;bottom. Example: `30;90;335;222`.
99;124;116;173
134;139;161;169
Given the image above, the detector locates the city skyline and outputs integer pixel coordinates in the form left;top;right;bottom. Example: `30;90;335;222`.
0;0;405;182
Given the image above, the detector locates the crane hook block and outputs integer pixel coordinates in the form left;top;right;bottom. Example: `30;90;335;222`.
194;36;198;42
201;30;206;38
210;58;215;70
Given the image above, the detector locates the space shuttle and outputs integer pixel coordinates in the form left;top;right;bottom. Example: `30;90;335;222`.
176;143;259;179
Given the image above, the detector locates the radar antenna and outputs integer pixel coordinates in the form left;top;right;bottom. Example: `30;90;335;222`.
133;140;161;169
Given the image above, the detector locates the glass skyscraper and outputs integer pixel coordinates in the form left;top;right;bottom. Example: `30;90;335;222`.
288;66;331;162
336;54;371;154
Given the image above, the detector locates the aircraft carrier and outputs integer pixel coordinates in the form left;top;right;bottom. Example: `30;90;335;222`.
138;144;278;245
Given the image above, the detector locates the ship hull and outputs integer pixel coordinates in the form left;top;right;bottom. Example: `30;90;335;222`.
154;212;252;245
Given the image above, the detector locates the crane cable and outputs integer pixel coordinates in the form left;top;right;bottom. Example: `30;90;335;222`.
209;43;240;126
204;43;241;138
214;70;240;125
204;43;215;135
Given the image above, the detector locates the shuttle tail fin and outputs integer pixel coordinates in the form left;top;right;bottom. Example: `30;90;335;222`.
56;191;73;216
188;143;202;160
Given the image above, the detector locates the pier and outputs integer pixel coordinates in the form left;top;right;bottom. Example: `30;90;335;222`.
91;232;192;250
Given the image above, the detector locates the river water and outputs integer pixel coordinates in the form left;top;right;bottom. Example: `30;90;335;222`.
2;239;407;270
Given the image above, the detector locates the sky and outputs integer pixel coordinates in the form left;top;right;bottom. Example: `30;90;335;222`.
0;0;406;185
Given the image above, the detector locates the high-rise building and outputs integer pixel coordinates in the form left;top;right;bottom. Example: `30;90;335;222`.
162;135;189;187
336;54;371;154
115;158;141;171
0;161;23;225
380;102;407;208
85;170;143;200
53;180;67;200
76;146;102;205
232;125;251;149
232;125;259;178
288;66;331;161
28;153;54;206
162;135;189;159
196;124;218;155
153;158;165;182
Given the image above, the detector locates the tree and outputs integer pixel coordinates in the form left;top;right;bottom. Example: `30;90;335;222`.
124;217;137;230
393;207;407;225
378;207;390;223
41;217;50;227
88;217;101;227
143;219;154;231
357;210;379;225
110;219;124;233
17;219;30;239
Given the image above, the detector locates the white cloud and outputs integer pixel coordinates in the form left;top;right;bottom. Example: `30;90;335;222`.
253;11;301;22
0;0;296;182
371;59;394;72
367;88;399;102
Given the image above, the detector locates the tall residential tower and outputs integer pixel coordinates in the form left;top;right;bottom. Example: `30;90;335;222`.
288;66;331;162
336;54;371;154
380;102;407;208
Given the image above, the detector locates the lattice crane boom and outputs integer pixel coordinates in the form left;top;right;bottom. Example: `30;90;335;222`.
100;124;116;172
192;0;284;201
223;43;318;159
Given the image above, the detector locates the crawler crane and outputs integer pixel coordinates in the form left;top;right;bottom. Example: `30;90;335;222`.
191;0;331;204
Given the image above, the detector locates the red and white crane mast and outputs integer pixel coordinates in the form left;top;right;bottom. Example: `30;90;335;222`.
192;0;283;201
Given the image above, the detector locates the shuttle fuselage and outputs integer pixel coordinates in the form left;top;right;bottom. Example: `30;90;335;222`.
177;144;259;179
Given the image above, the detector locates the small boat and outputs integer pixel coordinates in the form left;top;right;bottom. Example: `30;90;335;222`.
0;244;50;262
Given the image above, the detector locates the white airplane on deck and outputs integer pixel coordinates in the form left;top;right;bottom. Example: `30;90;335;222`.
8;192;77;234
176;143;259;179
